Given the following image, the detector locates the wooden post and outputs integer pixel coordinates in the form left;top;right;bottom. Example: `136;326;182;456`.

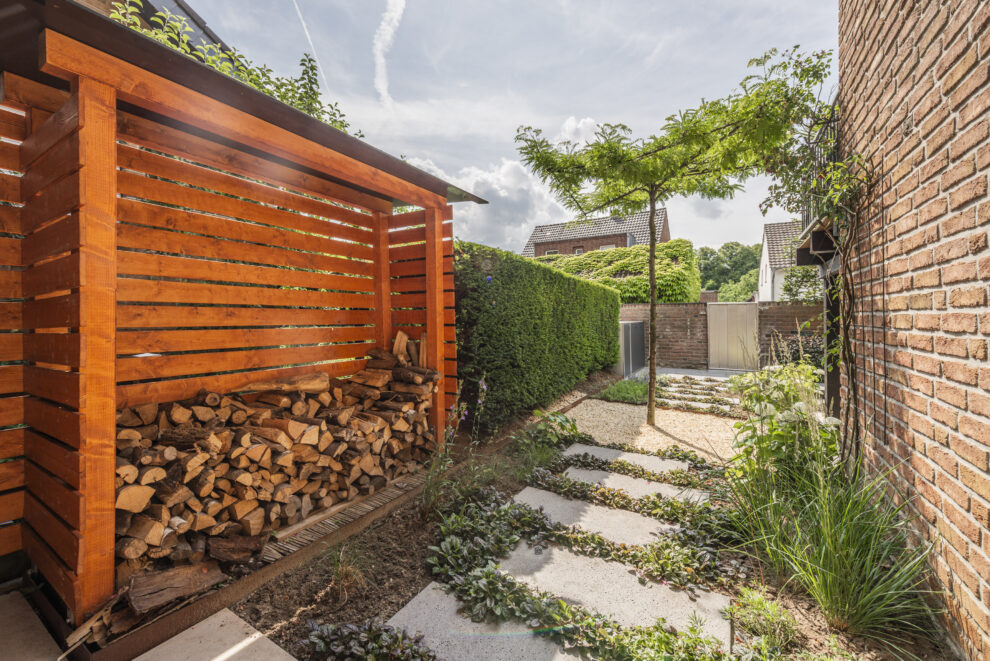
372;211;392;350
424;207;446;441
74;76;117;617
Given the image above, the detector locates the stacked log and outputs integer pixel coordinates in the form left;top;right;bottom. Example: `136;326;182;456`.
113;346;440;587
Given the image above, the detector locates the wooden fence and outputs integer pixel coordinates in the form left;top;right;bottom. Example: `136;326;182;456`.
0;28;458;621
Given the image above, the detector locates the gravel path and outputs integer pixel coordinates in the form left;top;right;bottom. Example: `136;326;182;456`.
566;399;738;461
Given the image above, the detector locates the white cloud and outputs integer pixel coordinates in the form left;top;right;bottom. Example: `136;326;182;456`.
372;0;406;108
555;116;598;144
410;157;566;252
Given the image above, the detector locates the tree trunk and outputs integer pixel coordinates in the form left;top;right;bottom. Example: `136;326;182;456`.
647;193;658;426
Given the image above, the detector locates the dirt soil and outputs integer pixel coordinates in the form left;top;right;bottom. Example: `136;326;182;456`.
766;581;951;660
231;371;618;658
231;369;952;660
232;501;437;658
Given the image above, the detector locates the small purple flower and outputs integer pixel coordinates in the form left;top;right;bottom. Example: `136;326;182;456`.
486;275;492;282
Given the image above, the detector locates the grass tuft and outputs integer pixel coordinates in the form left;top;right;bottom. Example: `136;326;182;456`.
731;587;800;651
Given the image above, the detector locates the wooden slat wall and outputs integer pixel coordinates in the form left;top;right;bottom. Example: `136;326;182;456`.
0;98;26;565
5;76;86;617
114;115;378;406
3;50;461;618
387;209;457;411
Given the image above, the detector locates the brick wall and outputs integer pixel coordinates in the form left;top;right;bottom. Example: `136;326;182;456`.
620;302;822;370
757;302;823;364
534;232;629;257
838;1;990;657
621;303;709;369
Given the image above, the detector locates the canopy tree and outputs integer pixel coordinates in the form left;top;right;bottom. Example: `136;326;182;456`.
516;48;832;424
697;242;762;291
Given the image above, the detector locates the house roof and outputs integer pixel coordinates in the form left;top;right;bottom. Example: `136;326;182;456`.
763;220;802;269
0;0;485;208
521;209;666;257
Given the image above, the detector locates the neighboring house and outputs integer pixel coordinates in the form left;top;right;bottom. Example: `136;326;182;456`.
756;220;801;301
798;2;990;658
521;209;670;257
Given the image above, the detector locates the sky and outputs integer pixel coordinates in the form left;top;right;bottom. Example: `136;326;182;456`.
191;0;838;252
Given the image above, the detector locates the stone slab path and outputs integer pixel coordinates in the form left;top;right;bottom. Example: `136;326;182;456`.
0;591;62;660
136;608;295;661
563;467;709;502
561;442;690;473
393;442;733;658
502;544;731;642
389;583;582;660
513;486;677;545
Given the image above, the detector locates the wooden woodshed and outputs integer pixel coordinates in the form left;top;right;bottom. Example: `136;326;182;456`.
0;0;481;624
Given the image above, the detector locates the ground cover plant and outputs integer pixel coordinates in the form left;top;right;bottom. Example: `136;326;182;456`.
730;588;800;654
595;379;650;404
727;365;938;656
306;620;437;661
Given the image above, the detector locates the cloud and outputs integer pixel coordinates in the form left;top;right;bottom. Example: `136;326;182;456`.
409;157;566;252
556;116;598;144
372;0;406;107
290;0;332;95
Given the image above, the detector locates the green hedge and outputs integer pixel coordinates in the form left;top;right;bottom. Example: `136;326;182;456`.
455;241;620;429
534;239;701;303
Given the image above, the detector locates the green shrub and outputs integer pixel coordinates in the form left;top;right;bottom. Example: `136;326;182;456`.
534;240;701;303
455;242;620;429
730;588;799;651
727;366;938;654
595;379;649;404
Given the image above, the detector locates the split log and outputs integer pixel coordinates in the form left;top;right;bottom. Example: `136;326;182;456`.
207;536;266;562
127;562;226;614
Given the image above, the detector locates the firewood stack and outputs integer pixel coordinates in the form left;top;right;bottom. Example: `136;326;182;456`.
112;334;440;588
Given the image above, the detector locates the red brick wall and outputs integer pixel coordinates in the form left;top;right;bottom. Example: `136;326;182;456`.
757;302;823;365
534;232;629;257
700;290;719;303
621;303;709;369
838;1;990;657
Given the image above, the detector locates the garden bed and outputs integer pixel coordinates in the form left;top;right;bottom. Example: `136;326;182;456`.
229;369;952;660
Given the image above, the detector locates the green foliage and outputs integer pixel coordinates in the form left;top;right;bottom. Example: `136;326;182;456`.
305;620;436;660
455;242;620;429
726;367;938;655
729;363;835;473
595;379;649;404
535;241;701;303
426;489;729;660
717;267;759;302
697;242;762;291
110;0;357;134
730;588;800;652
780;266;825;304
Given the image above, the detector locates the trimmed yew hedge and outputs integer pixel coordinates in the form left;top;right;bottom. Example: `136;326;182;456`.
454;241;620;429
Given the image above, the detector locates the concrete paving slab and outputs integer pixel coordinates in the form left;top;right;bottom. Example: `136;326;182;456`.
513;487;676;545
501;545;731;645
389;582;581;660
562;443;690;473
0;591;63;661
563;467;709;502
136;608;294;661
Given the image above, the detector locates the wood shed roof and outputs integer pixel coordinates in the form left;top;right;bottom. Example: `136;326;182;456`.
0;0;486;209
